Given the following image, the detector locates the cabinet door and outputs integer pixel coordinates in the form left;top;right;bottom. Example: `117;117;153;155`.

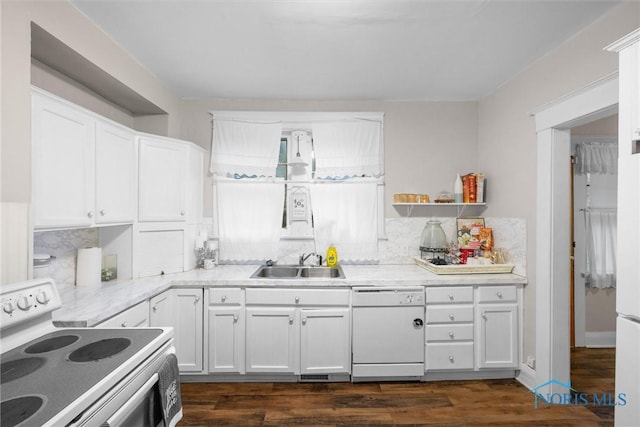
245;307;297;373
138;138;187;222
32;94;95;228
149;289;176;327
175;289;204;372
208;306;245;373
300;308;350;374
95;121;136;224
186;146;204;224
476;303;518;369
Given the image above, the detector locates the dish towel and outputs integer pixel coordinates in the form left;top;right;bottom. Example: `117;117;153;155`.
157;353;183;427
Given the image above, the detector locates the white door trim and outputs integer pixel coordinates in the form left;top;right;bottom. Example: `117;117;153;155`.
533;72;618;394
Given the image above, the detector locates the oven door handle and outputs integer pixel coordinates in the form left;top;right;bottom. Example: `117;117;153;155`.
103;373;158;427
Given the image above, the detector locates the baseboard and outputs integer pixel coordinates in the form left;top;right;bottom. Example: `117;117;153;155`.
585;331;616;348
516;364;536;391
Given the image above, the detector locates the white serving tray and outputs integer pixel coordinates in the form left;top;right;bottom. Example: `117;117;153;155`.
414;256;515;275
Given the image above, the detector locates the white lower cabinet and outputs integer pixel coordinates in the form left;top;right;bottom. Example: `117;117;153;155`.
207;288;245;374
245;306;298;373
476;285;519;369
244;288;351;376
300;308;351;374
150;288;204;373
425;284;521;374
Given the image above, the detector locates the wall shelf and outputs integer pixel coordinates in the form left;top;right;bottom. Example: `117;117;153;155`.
392;203;486;217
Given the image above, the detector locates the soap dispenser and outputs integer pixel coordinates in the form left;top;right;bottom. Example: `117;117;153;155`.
326;244;338;267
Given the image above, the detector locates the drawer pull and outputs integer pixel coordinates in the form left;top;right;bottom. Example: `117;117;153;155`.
295;296;300;303
221;296;227;302
449;332;454;338
449;356;454;362
448;293;454;300
449;314;455;320
497;292;503;298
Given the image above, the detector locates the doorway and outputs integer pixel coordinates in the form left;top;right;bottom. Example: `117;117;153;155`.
532;73;618;394
571;120;618;349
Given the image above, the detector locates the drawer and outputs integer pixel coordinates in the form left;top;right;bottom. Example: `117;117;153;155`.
97;301;149;328
426;324;474;342
426;342;474;370
426;286;473;304
208;288;244;305
246;288;350;306
477;285;517;303
426;305;473;324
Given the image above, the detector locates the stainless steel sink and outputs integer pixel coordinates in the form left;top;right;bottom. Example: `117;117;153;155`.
300;266;344;278
250;265;345;279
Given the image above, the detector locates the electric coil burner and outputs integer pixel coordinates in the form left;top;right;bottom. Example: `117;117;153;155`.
0;278;175;427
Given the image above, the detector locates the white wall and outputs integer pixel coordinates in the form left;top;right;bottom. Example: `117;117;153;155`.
478;3;639;362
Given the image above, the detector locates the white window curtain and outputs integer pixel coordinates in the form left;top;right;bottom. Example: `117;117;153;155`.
309;181;378;262
312;120;382;178
216;179;285;262
575;141;618;175
210;118;283;177
584;208;617;288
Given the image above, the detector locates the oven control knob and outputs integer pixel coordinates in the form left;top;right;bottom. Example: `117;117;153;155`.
36;291;50;304
3;301;16;314
17;296;33;311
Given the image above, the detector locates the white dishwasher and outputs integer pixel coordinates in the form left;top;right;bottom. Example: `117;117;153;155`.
352;287;425;380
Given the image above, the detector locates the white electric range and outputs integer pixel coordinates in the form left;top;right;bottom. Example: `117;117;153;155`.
1;278;175;427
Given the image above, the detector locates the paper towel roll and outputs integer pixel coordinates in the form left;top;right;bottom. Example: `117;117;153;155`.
76;247;102;287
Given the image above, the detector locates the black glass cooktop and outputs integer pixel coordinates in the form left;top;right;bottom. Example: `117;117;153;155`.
0;328;166;427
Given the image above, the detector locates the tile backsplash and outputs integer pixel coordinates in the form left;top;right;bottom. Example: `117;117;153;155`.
37;216;526;285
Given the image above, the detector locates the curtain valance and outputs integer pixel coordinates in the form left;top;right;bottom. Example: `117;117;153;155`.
575;141;618;175
210;118;282;177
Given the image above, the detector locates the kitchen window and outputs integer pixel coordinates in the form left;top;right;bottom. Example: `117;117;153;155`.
210;111;384;262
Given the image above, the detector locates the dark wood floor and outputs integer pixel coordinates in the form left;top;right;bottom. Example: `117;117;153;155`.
180;348;615;426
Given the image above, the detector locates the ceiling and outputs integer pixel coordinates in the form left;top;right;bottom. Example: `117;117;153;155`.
70;0;621;101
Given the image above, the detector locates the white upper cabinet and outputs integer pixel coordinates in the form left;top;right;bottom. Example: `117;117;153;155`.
95;122;136;224
32;90;137;229
138;137;187;222
32;92;96;228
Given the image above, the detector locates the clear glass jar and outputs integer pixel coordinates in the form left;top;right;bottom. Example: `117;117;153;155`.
420;220;447;251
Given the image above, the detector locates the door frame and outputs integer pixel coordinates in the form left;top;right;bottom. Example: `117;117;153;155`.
532;73;618;393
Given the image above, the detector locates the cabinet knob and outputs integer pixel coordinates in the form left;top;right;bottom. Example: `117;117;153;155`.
302;317;307;325
289;316;294;324
449;314;454;320
195;296;200;303
449;356;454;362
87;211;94;218
497;292;503;298
121;322;127;327
449;332;454;338
221;296;227;302
180;210;185;216
153;306;157;312
233;315;238;322
100;209;106;216
295;296;300;303
482;312;487;318
448;293;454;300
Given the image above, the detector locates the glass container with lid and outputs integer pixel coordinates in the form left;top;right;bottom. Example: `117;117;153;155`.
420;220;448;261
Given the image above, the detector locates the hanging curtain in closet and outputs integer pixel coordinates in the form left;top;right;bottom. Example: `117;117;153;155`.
584;209;617;288
210;119;283;177
574;141;617;175
312;119;382;178
309;181;378;262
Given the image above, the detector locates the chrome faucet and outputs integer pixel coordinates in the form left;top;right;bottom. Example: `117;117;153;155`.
299;253;323;266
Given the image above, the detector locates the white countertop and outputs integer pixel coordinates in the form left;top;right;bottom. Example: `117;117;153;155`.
52;264;526;327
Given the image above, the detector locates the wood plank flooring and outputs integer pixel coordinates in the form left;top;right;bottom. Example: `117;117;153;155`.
179;348;615;426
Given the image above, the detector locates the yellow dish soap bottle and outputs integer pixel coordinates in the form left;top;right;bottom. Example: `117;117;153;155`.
326;244;338;267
